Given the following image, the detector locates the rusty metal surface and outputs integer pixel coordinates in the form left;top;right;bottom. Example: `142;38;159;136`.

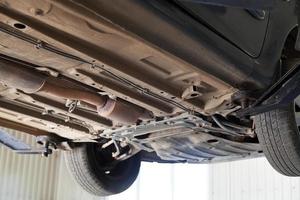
0;0;235;114
0;117;49;136
0;56;46;93
0;0;259;163
41;81;107;108
0;56;152;124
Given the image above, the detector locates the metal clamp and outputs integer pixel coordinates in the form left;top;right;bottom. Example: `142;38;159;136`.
65;99;80;113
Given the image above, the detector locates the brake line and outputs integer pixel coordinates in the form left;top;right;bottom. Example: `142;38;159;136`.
0;24;256;138
0;24;193;113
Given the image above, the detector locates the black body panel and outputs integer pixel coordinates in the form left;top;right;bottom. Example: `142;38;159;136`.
71;0;298;91
175;1;269;57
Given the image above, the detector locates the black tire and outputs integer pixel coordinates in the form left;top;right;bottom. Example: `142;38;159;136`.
254;98;300;176
64;143;141;196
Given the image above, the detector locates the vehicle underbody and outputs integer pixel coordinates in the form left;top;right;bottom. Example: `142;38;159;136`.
0;0;274;164
2;0;300;196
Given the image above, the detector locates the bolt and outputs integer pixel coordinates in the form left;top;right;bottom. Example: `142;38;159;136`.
30;8;44;16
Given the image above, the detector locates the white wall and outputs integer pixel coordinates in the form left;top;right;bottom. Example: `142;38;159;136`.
4;127;300;200
0;128;209;200
57;158;209;200
0;128;60;200
209;157;300;200
109;162;209;200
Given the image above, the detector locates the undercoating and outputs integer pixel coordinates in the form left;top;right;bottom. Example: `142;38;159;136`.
0;0;263;163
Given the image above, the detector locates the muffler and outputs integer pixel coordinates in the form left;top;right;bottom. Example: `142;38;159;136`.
0;57;153;124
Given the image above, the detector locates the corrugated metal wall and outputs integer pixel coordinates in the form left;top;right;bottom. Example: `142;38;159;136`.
0;128;60;200
209;157;300;200
0;128;209;200
0;129;106;200
4;127;300;200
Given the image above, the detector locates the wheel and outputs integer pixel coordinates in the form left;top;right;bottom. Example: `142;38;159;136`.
64;143;141;196
254;96;300;176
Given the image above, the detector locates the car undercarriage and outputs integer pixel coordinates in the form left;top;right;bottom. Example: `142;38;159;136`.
0;0;266;163
0;0;300;196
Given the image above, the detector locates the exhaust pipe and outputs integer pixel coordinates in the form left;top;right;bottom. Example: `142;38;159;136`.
0;58;153;124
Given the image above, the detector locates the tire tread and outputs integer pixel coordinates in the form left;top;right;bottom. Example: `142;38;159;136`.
255;106;300;176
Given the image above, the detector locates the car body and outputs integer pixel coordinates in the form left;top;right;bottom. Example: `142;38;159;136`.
0;0;299;196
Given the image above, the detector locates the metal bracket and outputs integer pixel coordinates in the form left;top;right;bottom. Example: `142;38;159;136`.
65;99;80;113
236;65;300;117
0;130;54;156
